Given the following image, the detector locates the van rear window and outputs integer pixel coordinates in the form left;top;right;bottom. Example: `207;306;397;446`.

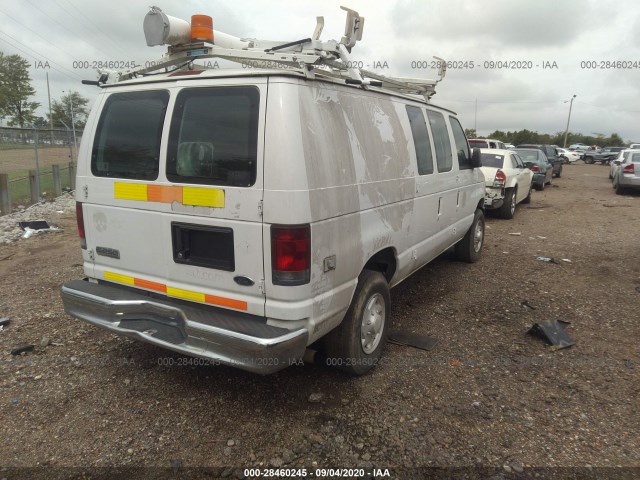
92;90;169;180
167;87;259;187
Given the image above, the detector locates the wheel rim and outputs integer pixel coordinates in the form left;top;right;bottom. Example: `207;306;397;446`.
510;192;516;215
361;293;385;354
473;217;484;253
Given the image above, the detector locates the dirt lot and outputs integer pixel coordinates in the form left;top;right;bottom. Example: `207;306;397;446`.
0;163;639;479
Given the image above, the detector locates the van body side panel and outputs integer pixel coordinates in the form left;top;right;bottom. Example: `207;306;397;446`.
263;79;418;342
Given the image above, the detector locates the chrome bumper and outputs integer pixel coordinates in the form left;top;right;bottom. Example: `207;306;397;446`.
61;279;308;374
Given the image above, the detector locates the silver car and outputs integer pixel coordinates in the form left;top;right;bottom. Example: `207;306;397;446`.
611;150;640;194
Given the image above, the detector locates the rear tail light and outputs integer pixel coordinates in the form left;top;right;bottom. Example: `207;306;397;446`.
76;202;86;250
623;163;635;174
493;169;507;187
529;165;540;172
271;225;311;286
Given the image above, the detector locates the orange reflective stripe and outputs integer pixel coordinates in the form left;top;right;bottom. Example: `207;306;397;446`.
134;278;167;293
147;185;183;203
205;294;247;311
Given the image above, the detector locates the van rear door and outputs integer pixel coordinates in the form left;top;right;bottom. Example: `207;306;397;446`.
80;80;266;317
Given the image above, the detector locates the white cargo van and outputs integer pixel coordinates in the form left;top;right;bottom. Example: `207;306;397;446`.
61;6;486;374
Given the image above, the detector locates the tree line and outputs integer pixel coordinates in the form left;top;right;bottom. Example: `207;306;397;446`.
464;128;628;148
0;52;89;130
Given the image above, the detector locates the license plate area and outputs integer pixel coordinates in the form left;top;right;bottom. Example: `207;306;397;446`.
171;222;235;271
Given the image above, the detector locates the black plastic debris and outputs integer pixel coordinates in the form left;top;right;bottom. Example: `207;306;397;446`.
388;330;439;351
0;317;10;328
11;344;35;356
520;299;537;310
527;320;574;350
18;220;50;230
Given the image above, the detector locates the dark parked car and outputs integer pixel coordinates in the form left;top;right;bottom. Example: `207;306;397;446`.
583;146;626;165
514;148;553;190
516;144;563;178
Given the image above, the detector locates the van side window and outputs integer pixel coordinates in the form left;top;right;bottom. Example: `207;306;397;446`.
91;90;169;180
167;87;260;187
449;116;472;169
426;111;452;172
405;106;434;175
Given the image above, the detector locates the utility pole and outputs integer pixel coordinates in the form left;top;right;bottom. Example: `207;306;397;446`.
563;94;576;148
46;73;53;142
65;90;78;162
474;98;477;132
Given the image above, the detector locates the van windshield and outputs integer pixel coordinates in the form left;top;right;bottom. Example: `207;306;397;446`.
167;87;260;187
92;90;169;180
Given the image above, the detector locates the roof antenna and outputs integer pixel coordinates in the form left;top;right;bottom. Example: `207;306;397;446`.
340;6;364;52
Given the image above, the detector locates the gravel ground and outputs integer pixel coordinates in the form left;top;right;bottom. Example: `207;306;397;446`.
0;163;639;480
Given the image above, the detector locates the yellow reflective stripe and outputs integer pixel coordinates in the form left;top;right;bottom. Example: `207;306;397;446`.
166;287;205;303
182;186;225;208
104;271;135;285
114;182;148;201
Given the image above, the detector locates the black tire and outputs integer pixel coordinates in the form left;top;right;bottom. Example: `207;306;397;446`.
535;181;545;191
454;209;485;263
614;176;626;195
324;270;390;375
584;156;594;164
556;166;562;178
498;188;516;219
522;184;532;204
560;155;568;164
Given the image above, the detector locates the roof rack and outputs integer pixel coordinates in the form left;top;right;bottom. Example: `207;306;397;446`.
101;6;446;101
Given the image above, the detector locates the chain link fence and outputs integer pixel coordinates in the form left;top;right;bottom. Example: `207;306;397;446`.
0;127;82;215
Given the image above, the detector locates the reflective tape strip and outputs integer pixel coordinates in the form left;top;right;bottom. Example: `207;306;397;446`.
113;183;224;208
103;272;247;311
104;271;135;285
114;182;148;201
134;278;167;293
166;286;205;303
147;185;182;203
205;294;247;311
182;186;225;207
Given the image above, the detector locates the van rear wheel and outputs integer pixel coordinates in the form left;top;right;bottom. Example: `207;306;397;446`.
454;208;485;263
324;270;390;375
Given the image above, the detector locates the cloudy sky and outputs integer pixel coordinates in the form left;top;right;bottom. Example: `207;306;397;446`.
1;0;640;142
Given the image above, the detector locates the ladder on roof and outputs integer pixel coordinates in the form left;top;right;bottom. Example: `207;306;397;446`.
102;6;447;101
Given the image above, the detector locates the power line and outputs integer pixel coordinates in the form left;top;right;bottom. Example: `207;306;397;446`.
23;0;117;59
61;0;130;55
0;8;84;65
0;31;83;82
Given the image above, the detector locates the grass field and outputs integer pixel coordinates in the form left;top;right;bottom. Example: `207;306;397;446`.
5;165;73;207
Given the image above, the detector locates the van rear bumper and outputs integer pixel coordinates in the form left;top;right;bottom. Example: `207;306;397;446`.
61;279;308;374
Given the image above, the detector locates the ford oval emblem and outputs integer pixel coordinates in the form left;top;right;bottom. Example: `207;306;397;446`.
234;276;255;287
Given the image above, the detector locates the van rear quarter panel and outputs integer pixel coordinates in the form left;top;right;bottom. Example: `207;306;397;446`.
263;78;419;339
